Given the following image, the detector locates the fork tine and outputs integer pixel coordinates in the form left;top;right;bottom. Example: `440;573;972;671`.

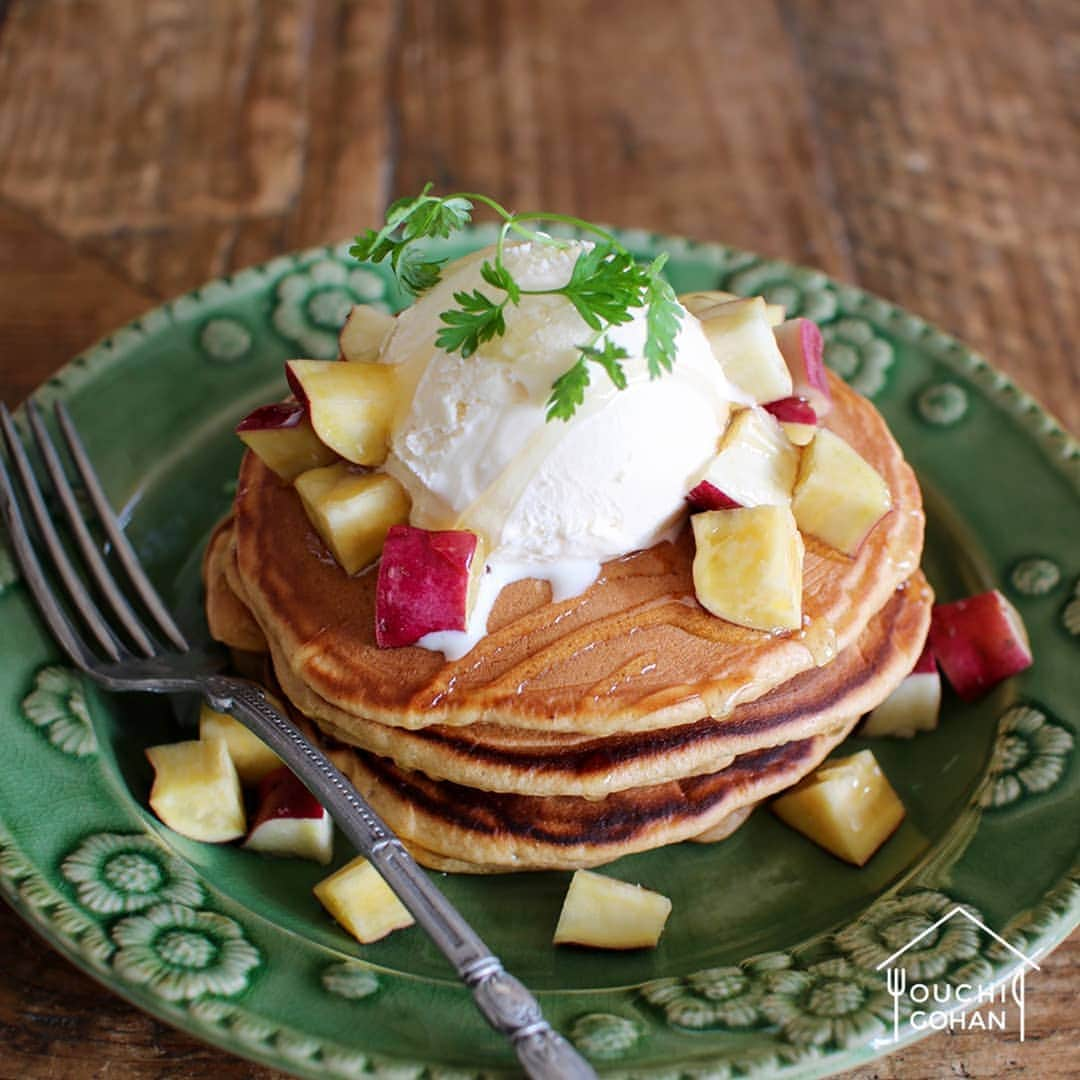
54;402;190;653
0;430;105;672
26;401;158;657
1;404;125;662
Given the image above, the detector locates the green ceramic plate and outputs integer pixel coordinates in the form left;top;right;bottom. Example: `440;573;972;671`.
0;227;1077;1078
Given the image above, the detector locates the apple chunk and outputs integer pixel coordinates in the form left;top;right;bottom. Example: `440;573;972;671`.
698;297;794;404
687;407;798;511
553;870;672;950
375;525;486;648
773;319;832;418
929;590;1033;702
772;749;905;866
295;462;411;574
146;737;245;843
861;644;941;738
199;703;282;784
692;505;803;631
791;429;891;556
314;856;414;944
286;359;397;465
339;304;395;362
236;402;339;481
244;766;333;864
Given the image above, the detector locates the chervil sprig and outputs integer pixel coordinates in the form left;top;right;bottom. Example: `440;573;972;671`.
349;183;474;292
558;245;647;330
435;288;507;358
546;339;630;422
351;186;682;420
642;255;682;378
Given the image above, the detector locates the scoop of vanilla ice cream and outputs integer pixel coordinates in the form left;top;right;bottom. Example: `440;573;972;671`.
382;240;737;571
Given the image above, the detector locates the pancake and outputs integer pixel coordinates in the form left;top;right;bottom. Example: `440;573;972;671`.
269;574;931;795
690;804;757;844
202;515;267;653
395;806;756;873
208;538;930;796
380;806;763;873
322;719;859;872
231;373;924;735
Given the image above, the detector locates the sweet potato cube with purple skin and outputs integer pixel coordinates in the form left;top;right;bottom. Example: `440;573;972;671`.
314;857;414;944
375;526;485;648
236;402;338;481
790;429;891;556
861;642;942;738
681;290;785;327
295;464;411;574
338;304;395;362
687;481;742;511
774;319;832;418
146;737;246;843
553;870;672;949
199;703;282;784
929;590;1033;702
285;359;397;466
244;766;333;865
763;396;817;425
764;396;818;446
686;408;798;512
772;750;905;866
691;506;804;632
698;297;793;404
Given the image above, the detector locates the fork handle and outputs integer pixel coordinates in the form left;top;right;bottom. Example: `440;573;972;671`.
202;675;595;1080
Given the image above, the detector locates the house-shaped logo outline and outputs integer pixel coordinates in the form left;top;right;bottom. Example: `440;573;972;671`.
873;906;1040;1047
873;906;1040;973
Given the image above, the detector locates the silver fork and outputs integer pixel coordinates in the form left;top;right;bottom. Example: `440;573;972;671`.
0;399;595;1080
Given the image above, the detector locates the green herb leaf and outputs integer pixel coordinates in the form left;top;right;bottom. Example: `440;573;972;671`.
402;193;473;241
480;260;521;304
546;357;591;422
435;289;507;358
546;339;630;421
349;227;394;265
349;187;473;295
559;244;648;330
642;254;682;378
384;183;435;227
579;339;630;390
392;245;445;295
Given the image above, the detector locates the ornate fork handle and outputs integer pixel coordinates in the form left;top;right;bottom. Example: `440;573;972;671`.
0;400;592;1078
203;675;595;1080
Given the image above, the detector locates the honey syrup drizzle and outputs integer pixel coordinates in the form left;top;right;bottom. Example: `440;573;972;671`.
584;651;660;701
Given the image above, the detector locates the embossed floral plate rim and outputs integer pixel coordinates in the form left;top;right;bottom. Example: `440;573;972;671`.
0;225;1077;1079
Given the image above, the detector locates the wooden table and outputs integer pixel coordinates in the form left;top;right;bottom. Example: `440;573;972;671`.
0;2;1075;1077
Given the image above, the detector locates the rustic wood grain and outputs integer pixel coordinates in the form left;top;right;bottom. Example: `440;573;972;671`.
0;0;1075;1077
0;200;155;405
780;0;1080;434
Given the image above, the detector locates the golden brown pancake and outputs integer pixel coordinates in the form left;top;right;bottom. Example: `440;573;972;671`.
208;531;930;797
690;804;757;844
269;575;930;795
230;374;924;735
202;516;267;653
322;720;859;872
394;806;756;873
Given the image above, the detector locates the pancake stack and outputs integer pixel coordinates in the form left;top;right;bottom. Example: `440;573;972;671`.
204;372;931;872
